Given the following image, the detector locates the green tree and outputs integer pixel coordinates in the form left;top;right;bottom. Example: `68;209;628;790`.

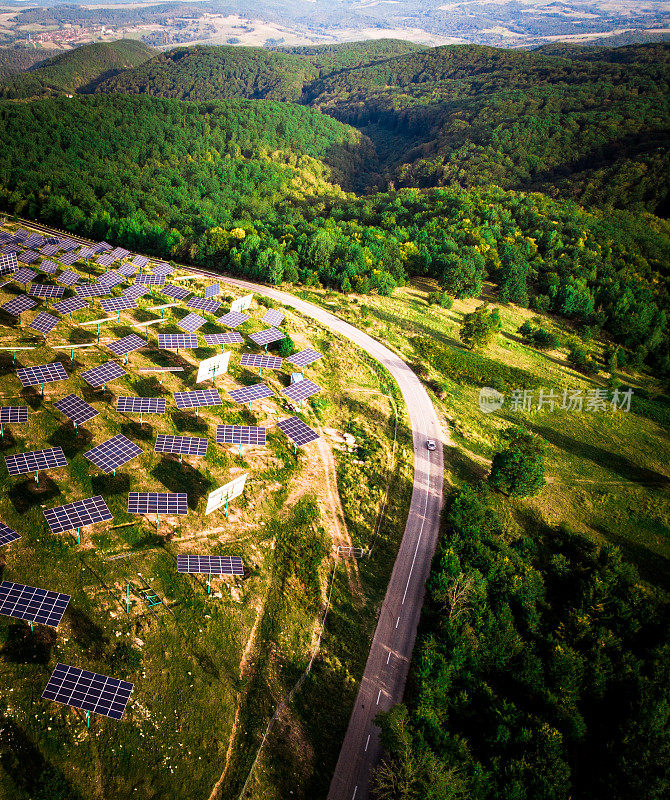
459;304;500;350
489;426;546;496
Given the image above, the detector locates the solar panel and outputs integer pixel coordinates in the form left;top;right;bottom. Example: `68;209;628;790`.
42;663;133;720
81;361;126;389
282;379;322;403
216;424;266;446
138;367;183;373
127;492;188;515
240;353;282;370
188;297;220;314
218;311;249;328
43;496;112;534
116;397;166;414
131;255;148;269
29;312;60;336
178;312;206;333
161;284;191;301
54;296;88;315
13;229;28;241
74;283;108;299
54;394;98;426
135;274;165;286
285;348;323;369
155;435;207;457
0;582;70;627
117;263;137;277
13;267;37;284
2;295;36;317
17;361;67;387
5;447;67;477
24;234;44;249
0;252;18;275
173;389;223;409
203;332;244;346
97;271;125;288
57;270;80;286
57;252;80;267
122;284;149;301
204;283;220;299
227;384;274;404
40;244;60;257
29;284;66;299
17;251;39;266
262;308;285;327
96;253;115;268
0;521;20;548
58;239;79;253
249;327;285;347
84;435;142;473
107;334;145;357
77;246;94;260
100;296;136;313
109;247;129;259
151;262;173;275
0;406;28;424
157;334;198;350
96;241;112;252
276;416;319;446
177;555;243;576
39;260;59;276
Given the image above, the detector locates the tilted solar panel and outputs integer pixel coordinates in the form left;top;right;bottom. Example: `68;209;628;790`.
57;269;81;286
240;353;282;370
58;239;79;253
84;434;142;473
13;267;37;284
177;555;243;575
81;361;126;389
0;582;70;627
28;312;59;336
13;229;29;241
216;424;266;446
135;274;165;286
122;284;149;301
0;521;20;548
160;284;191;301
43;496;112;534
152;262;173;275
127;492;188;515
16;361;67;387
109;247;129;259
157;334;198;350
282;379;322;403
284;348;323;369
107;334;145;357
227;383;274;404
0;406;28;424
0;252;18;275
97;271;125;288
96;253;115;268
204;283;220;299
57;252;81;267
218;311;249;329
17;252;39;265
154;435;207;457
117;263;138;277
100;296;136;313
262;308;285;327
276;416;319;447
53;394;98;426
53;296;88;315
40;245;60;257
131;255;148;268
29;284;66;299
188;297;220;314
203;332;244;346
249;327;285;347
5;447;67;477
42;663;133;720
116;397;166;414
38;259;59;274
24;234;44;249
2;295;37;317
178;312;206;333
74;283;108;298
173;389;222;409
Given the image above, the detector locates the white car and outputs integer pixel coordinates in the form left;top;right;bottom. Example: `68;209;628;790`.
426;440;436;451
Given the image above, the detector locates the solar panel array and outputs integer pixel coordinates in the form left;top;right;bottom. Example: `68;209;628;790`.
276;416;320;446
152;262;173;276
0;252;18;275
107;334;145;357
204;283;220;299
158;333;198;350
127;492;188;515
0;521;20;548
43;496;112;534
81;361;126;388
282;378;322;403
249;327;285;347
98;271;125;288
178;312;206;332
0;582;70;627
0;406;28;424
262;308;285;327
96;241;112;252
161;284;191;301
84;435;142;473
5;447;67;477
203;332;244;346
123;284;149;301
38;260;59;275
109;247;129;260
218;311;249;329
188;297;220;314
59;239;79;253
96;253;115;268
177;555;243;576
216;424;267;446
24;234;44;249
131;255;148;268
240;353;282;370
117;263;137;277
2;295;36;317
57;252;81;267
155;435;208;457
29;284;66;299
135;274;165;286
74;283;108;298
57;269;80;286
40;245;60;257
29;312;59;336
173;389;222;409
285;348;323;369
116;397;166;414
100;296;136;313
227;383;274;404
42;664;133;720
54;296;88;315
17;361;67;387
17;252;39;266
54;394;98;426
77;246;94;260
13;229;28;241
13;267;37;283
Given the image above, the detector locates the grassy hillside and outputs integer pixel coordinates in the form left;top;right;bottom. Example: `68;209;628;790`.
0;40;155;99
0;47;56;80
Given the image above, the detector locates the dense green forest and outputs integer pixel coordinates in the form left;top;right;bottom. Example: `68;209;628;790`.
375;486;670;799
0;47;54;80
0;40;155;99
277;39;425;77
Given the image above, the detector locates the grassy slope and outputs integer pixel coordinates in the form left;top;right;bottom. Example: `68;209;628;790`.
0;40;155;99
0;229;411;800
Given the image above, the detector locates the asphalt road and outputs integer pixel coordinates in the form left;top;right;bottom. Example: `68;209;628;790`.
16;219;446;799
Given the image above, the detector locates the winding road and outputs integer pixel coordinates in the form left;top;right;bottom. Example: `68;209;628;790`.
16;219;446;800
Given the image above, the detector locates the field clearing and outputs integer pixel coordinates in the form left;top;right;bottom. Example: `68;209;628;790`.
0;224;413;800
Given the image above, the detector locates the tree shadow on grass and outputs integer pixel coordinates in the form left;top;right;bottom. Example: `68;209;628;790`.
48;423;93;459
67;326;95;345
81;384;114;404
20;386;43;411
8;475;61;514
592;522;670;593
171;410;208;435
128;376;164;397
119;421;154;442
65;606;107;659
0;715;84;800
91;471;131;497
1;623;56;664
151;459;212;510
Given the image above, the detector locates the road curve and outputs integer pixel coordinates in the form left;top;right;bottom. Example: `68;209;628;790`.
17;219;445;799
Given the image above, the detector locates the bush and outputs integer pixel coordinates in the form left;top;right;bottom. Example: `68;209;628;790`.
440;293;454;309
276;334;295;356
567;342;599;374
489;426;546;497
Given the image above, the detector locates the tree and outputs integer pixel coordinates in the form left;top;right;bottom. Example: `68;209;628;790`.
459;304;500;350
489;426;546;497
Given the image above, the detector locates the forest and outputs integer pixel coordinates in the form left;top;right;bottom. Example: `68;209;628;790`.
375;486;670;799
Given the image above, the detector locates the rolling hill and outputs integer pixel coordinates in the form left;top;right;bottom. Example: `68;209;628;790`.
0;47;56;80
